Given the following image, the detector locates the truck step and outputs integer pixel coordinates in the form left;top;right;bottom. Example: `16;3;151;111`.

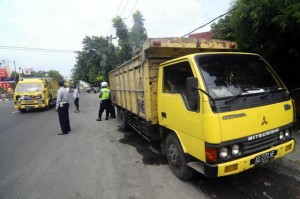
187;162;204;174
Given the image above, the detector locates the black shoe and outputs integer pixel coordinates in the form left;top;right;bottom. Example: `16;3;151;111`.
105;117;109;120
58;132;68;135
110;116;116;119
96;118;101;121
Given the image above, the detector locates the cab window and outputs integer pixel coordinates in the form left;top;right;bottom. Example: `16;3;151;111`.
163;61;198;111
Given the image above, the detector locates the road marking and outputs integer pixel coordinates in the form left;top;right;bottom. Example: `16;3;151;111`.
11;111;19;114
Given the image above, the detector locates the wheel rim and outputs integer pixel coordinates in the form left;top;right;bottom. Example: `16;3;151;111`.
168;143;182;168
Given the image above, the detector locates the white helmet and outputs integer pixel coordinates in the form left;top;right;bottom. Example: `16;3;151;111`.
101;81;108;87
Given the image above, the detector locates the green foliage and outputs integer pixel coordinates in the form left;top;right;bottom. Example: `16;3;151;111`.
211;0;300;89
47;70;64;81
130;11;148;49
72;11;148;85
211;15;235;41
72;36;117;85
112;16;133;64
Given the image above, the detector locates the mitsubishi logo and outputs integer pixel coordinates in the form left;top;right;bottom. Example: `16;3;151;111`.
261;116;268;125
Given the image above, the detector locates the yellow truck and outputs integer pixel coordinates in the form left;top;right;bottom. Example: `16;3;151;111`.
14;77;58;112
109;37;295;180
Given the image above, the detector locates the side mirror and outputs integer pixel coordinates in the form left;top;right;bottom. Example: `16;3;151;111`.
186;77;199;101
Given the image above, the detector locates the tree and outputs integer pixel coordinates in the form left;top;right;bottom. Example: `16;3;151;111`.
211;0;300;89
130;11;148;50
112;16;132;64
71;36;117;85
47;70;64;81
72;11;148;85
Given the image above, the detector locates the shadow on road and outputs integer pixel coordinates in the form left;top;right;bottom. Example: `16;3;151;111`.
117;127;300;199
118;129;168;166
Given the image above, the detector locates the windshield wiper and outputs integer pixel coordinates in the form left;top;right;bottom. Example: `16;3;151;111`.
224;88;264;104
224;91;245;104
260;87;281;99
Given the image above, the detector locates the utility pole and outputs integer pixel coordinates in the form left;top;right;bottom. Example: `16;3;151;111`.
106;35;116;44
13;60;17;90
14;60;16;79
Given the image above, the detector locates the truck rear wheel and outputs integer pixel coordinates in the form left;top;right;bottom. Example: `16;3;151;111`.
165;134;195;180
119;109;128;130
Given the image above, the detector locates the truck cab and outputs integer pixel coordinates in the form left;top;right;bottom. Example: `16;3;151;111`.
158;52;295;178
14;78;58;112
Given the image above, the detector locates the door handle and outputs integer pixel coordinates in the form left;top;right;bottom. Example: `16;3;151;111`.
161;112;167;118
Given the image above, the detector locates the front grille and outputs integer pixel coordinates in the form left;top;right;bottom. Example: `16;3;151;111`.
241;133;279;156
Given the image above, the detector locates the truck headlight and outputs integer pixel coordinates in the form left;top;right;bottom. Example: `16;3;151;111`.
279;131;284;140
220;147;229;158
284;129;291;138
15;101;21;106
231;144;240;156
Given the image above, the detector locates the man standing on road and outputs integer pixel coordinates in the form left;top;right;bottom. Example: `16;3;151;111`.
96;81;110;121
73;87;79;113
55;80;71;135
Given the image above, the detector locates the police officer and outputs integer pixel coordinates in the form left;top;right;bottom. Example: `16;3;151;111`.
55;80;71;135
96;81;110;121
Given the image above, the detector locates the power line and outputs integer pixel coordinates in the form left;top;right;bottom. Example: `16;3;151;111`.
107;0;124;37
115;0;124;16
0;45;79;53
124;0;139;22
181;6;238;38
120;0;129;18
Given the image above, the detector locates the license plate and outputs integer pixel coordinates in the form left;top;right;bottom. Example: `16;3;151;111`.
250;150;277;165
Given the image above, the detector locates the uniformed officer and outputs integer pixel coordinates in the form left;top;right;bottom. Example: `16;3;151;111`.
55;80;71;135
96;82;110;121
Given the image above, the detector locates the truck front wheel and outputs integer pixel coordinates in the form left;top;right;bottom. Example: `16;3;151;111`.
165;134;195;180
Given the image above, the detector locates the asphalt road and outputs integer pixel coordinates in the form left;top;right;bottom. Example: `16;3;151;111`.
0;92;299;199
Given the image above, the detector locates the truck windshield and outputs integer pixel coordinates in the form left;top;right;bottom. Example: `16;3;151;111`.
16;83;43;92
196;54;284;99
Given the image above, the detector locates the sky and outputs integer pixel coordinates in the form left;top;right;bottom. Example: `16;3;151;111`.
0;0;233;79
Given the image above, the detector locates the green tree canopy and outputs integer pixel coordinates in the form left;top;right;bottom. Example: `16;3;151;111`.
72;36;116;85
211;0;300;89
47;70;64;81
130;11;148;50
112;16;132;64
72;11;148;85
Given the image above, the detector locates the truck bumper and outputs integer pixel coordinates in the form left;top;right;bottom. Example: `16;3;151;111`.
14;104;47;110
202;139;295;177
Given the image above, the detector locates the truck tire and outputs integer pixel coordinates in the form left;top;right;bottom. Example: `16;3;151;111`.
165;134;195;180
119;109;128;130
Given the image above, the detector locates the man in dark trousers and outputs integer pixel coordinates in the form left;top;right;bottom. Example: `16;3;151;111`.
96;81;110;121
55;80;71;135
73;87;79;113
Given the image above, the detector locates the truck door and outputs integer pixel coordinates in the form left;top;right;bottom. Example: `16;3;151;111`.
158;60;204;153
